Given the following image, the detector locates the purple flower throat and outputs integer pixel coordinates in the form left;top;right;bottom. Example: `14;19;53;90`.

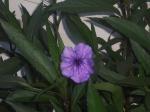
73;58;83;66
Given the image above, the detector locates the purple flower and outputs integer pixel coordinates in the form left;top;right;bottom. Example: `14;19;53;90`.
60;43;93;83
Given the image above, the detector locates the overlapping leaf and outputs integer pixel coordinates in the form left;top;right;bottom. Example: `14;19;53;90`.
49;0;116;14
0;20;57;83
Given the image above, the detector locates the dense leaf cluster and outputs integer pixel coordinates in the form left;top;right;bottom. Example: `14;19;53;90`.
0;0;150;112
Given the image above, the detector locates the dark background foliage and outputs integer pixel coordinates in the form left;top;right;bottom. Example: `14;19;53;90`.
0;0;150;112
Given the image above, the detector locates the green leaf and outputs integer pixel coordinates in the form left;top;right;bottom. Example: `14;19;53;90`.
6;90;36;102
20;5;30;32
49;0;116;14
132;0;149;10
103;17;150;51
97;65;125;83
145;9;150;26
118;77;150;87
6;90;52;102
94;83;124;112
131;40;150;75
129;9;147;28
57;33;65;53
0;20;57;83
7;102;39;112
97;37;123;61
72;104;82;112
71;84;86;110
0;0;20;29
97;65;150;87
23;3;47;51
25;3;45;39
90;17;114;29
0;75;30;89
131;105;146;112
63;15;89;43
0;57;23;75
145;92;150;111
4;0;9;9
49;96;64;112
91;24;98;53
46;22;60;68
87;82;107;112
64;15;96;50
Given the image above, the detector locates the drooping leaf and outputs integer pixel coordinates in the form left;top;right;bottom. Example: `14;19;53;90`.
49;0;117;14
103;17;150;51
0;19;57;83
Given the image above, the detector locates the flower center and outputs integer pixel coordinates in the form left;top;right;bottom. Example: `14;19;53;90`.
74;58;82;66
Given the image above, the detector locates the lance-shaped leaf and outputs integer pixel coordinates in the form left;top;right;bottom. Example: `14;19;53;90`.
87;82;107;112
94;83;124;112
71;84;86;110
25;3;45;39
0;75;30;89
103;17;150;51
6;90;53;102
46;23;60;68
131;40;150;75
0;20;57;83
63;15;97;51
98;65;150;87
49;0;117;14
6;102;39;112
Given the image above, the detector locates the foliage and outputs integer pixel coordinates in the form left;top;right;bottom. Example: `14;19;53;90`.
0;0;150;112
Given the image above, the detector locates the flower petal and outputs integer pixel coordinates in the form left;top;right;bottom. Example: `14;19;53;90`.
61;47;75;61
71;64;91;83
82;59;94;73
60;62;74;77
60;43;94;83
71;71;90;83
75;43;93;59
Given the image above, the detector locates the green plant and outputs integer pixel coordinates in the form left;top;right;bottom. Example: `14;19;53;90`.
0;0;150;112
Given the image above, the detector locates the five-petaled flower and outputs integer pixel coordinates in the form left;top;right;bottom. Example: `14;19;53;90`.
60;43;93;83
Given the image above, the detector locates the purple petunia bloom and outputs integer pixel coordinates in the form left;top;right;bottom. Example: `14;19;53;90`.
60;43;94;83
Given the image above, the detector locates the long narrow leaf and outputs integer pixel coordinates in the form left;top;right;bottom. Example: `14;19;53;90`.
0;20;57;83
